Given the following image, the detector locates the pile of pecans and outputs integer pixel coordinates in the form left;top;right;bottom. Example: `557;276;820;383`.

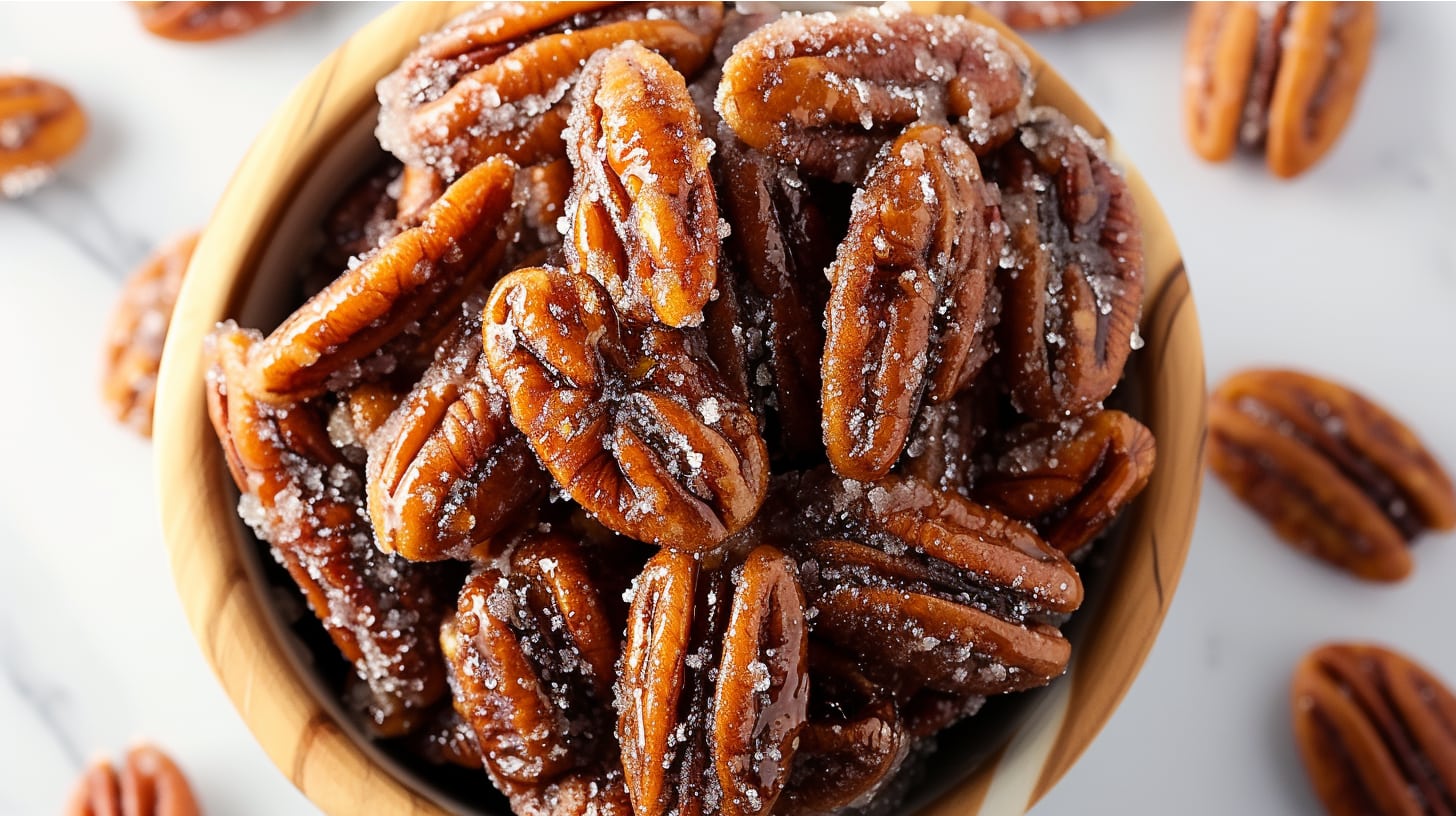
203;4;1156;815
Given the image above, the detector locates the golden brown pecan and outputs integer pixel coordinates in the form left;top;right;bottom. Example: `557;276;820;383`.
0;75;86;197
483;266;769;550
989;108;1144;421
618;546;809;816
822;123;1001;481
248;155;520;403
66;745;199;816
376;2;723;181
1183;2;1376;178
132;1;307;41
1291;643;1456;816
717;5;1032;183
396;164;445;226
366;314;548;562
205;323;447;735
976;1;1132;30
975;409;1156;555
101;231;198;438
564;42;719;328
1209;369;1456;582
520;158;573;249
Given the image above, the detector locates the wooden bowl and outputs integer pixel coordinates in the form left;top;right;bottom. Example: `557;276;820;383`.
153;3;1204;814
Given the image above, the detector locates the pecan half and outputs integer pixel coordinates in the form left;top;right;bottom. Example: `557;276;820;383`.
66;745;199;816
205;323;447;734
0;75;86;197
822;123;1002;481
977;1;1132;30
988;108;1144;420
1209;369;1456;581
406;705;483;769
483;266;769;550
102;231;198;438
976;409;1156;555
717;5;1032;182
1291;643;1456;816
1183;2;1376;178
248;155;520;403
376;2;723;181
566;42;719;328
132;1;307;41
901;384;1000;497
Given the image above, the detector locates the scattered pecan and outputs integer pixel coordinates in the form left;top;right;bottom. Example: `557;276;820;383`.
717;5;1032;183
132;1;307;41
0;74;86;197
483;266;769;550
101;231;198;438
976;409;1156;555
1183;2;1377;178
376;2;723;181
822;123;1002;481
66;745;199;816
1209;369;1456;581
249;155;520;403
978;1;1132;30
206;324;447;734
989;108;1144;421
1291;642;1456;816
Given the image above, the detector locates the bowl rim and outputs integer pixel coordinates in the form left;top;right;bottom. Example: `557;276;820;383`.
153;3;1205;815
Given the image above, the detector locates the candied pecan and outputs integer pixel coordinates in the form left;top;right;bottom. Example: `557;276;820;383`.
520;158;573;249
0;75;86;197
483;266;769;550
822;124;1001;481
66;745;199;816
1209;369;1456;581
366;314;548;562
976;409;1156;555
376;2;723;181
617;546;809;816
988;108;1144;421
132;1;307;41
406;705;483;769
396;164;445;226
205;324;447;734
717;5;1031;182
901;384;1000;497
248;155;520;403
979;1;1132;30
312;161;405;278
101;231;198;438
1291;643;1456;816
1183;2;1376;178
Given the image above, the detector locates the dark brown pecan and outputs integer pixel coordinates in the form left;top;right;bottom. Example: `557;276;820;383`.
0;74;86;197
1291;643;1456;816
483;266;769;551
66;745;199;816
617;546;809;816
102;231;197;438
1209;369;1456;581
822;124;1001;481
717;5;1032;183
366;314;548;562
978;1;1132;30
376;2;723;181
976;409;1156;555
132;1;307;41
248;155;520;403
406;705;484;769
989;108;1144;421
313;161;405;278
205;324;447;735
1183;2;1376;178
565;42;720;328
901;384;1000;497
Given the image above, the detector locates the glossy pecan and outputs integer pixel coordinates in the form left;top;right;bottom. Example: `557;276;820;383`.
977;1;1132;30
396;164;445;226
1183;2;1376;178
520;158;573;249
483;266;769;550
1291;643;1456;816
376;2;723;181
0;75;86;197
66;745;199;816
101;231;198;438
901;384;1000;497
822;123;1002;481
248;155;520;403
366;314;548;562
618;546;809;816
205;323;447;734
976;409;1156;555
1209;369;1456;581
988;108;1144;421
132;1;307;41
717;5;1032;183
407;705;484;769
564;42;719;328
329;381;403;464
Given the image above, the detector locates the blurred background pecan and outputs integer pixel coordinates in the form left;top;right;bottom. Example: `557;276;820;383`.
0;74;86;197
974;1;1133;30
132;1;308;42
66;745;199;816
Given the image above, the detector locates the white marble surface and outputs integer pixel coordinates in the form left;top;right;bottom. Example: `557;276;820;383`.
1;3;1453;815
